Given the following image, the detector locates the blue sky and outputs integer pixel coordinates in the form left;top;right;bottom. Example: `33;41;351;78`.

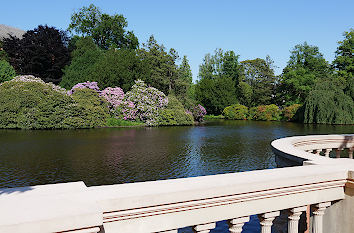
1;0;353;81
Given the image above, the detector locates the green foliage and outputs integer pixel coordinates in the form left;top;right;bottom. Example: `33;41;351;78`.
204;115;225;120
138;36;180;95
106;118;144;127
68;4;138;49
282;104;302;121
60;37;102;89
249;104;281;121
195;76;238;115
196;49;242;114
0;60;16;83
241;56;276;106
61;37;149;91
278;42;332;105
333;29;354;99
158;95;194;126
0;77;109;129
70;89;110;127
91;49;150;91
223;104;248;120
0;41;8;61
301;78;354;124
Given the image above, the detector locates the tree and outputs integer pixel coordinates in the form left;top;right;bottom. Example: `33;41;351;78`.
195;76;237;115
3;25;70;84
332;29;354;99
68;4;138;50
176;55;194;104
61;37;150;91
278;42;331;105
241;56;276;106
195;49;241;114
138;35;181;95
300;77;354;124
0;60;16;83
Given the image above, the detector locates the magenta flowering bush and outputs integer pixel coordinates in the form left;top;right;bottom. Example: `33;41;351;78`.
122;80;168;126
191;104;207;122
67;81;100;95
115;100;137;120
99;87;124;108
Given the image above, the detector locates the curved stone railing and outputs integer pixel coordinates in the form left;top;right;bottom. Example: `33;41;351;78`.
0;134;353;233
271;134;354;166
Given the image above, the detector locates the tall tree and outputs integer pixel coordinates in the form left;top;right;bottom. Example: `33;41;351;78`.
68;4;138;50
332;29;354;99
3;25;70;84
195;49;240;114
176;55;193;101
278;42;331;105
241;56;276;106
138;35;180;95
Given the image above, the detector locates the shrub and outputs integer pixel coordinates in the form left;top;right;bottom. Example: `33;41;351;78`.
67;81;100;95
106;118;144;127
122;80;168;126
99;87;124;109
282;104;302;121
250;104;281;121
0;75;109;129
70;89;110;127
0;60;16;83
158;95;194;126
223;104;248;120
191;104;207;122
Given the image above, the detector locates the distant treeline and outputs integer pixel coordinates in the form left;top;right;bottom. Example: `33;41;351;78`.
0;4;353;125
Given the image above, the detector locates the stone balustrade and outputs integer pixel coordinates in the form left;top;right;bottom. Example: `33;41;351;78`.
0;134;353;233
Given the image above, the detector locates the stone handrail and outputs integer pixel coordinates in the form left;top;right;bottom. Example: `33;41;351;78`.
271;134;354;165
0;134;354;233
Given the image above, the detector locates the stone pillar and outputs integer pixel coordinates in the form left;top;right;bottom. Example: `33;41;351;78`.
193;222;216;233
336;149;341;158
258;211;280;233
349;148;353;159
323;149;331;157
288;206;307;233
312;202;331;233
228;216;249;233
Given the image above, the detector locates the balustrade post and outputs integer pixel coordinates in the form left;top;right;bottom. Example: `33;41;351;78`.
228;216;249;233
313;149;320;155
193;222;216;233
288;206;306;233
258;211;280;233
349;148;353;159
312;202;331;233
336;149;341;158
323;148;331;157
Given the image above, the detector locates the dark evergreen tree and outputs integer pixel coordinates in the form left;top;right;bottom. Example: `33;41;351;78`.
3;25;70;84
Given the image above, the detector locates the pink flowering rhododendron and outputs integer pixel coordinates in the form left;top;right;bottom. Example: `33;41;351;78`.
68;81;100;95
191;104;207;122
99;87;124;108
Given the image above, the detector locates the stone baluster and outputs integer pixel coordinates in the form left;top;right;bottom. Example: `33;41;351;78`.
323;148;331;157
193;222;216;233
288;206;306;233
312;202;331;233
336;149;342;158
258;211;280;233
228;216;249;233
349;148;353;159
313;149;321;155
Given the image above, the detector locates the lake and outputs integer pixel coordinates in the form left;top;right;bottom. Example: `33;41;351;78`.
0;120;352;232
